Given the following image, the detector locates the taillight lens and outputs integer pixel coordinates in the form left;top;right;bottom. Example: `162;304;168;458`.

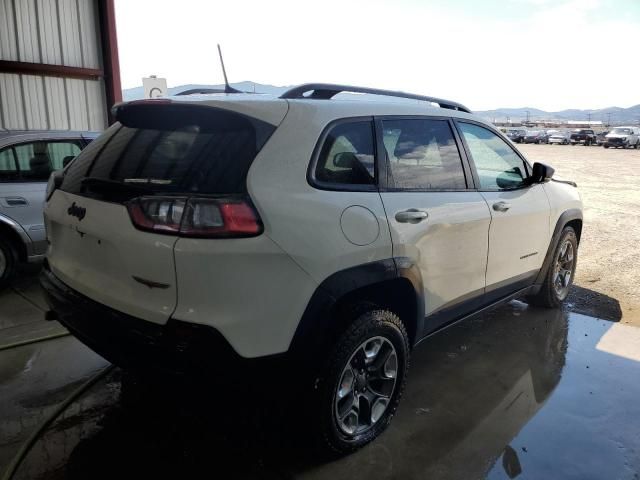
126;196;262;238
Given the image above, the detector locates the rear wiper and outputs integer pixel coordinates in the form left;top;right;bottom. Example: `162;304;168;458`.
81;177;154;193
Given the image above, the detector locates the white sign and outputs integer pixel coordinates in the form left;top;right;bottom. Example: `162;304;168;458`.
142;76;168;99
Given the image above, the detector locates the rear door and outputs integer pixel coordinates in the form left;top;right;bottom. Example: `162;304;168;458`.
455;121;550;296
378;117;491;331
1;139;84;254
45;103;279;325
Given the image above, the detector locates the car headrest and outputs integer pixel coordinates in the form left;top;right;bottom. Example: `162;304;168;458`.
30;154;52;174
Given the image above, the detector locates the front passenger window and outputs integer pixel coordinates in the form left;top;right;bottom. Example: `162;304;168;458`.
458;122;529;190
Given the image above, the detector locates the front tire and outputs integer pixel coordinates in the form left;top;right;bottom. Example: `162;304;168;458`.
0;238;18;290
313;309;410;454
528;227;578;308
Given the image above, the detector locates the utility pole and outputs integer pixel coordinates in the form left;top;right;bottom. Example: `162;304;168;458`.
606;112;611;127
526;110;530;124
587;112;591;123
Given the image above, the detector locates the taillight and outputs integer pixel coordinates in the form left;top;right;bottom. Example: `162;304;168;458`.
126;196;262;238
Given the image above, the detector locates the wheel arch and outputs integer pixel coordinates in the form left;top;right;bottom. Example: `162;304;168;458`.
289;258;424;362
535;209;583;286
0;215;29;262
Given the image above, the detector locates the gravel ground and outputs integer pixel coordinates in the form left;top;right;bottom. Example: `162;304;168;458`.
519;143;640;326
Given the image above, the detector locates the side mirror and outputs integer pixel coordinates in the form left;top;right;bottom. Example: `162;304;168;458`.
532;162;554;182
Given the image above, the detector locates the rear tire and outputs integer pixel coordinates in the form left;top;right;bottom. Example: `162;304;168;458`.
527;227;578;309
311;309;410;455
0;237;18;290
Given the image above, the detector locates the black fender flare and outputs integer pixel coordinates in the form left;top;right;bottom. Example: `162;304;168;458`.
289;258;424;358
535;209;583;286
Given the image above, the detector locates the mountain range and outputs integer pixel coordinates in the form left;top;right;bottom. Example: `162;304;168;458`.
122;82;640;125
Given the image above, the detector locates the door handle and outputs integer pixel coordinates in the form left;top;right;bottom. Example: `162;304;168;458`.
492;201;511;212
5;197;28;206
395;209;428;223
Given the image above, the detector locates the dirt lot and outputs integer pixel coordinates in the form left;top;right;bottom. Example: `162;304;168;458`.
519;143;640;326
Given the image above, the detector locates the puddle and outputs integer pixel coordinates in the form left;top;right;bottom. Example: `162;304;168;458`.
7;303;640;479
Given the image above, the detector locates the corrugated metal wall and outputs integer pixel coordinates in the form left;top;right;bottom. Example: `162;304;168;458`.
0;0;107;131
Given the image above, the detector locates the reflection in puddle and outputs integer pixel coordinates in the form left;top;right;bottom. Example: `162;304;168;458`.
11;303;640;480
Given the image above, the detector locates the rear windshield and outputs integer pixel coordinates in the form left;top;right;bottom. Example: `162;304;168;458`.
60;103;275;202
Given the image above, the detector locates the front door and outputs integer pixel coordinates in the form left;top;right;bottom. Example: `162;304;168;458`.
455;121;550;295
378;117;492;330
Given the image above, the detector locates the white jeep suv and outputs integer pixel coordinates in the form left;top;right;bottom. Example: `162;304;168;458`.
40;84;582;453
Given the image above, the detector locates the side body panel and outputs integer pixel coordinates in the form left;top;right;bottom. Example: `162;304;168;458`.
380;192;491;317
542;180;583;238
480;184;551;288
0;182;47;254
172;236;318;358
247;103;394;285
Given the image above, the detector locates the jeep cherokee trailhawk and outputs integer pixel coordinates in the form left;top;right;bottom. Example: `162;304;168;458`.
40;84;582;453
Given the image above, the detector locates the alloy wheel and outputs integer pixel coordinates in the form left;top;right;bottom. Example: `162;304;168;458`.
335;336;398;436
553;240;575;299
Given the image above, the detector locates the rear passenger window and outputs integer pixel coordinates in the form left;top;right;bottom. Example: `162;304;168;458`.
382;119;467;190
0;148;16;177
0;140;82;182
315;121;376;187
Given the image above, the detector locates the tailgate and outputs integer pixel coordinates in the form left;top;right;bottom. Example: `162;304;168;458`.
44;100;283;325
45;190;178;324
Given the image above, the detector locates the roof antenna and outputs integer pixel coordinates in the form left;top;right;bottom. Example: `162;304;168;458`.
218;44;241;93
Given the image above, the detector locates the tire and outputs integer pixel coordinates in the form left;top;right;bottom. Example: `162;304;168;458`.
311;309;410;455
0;237;18;290
635;141;639;149
604;144;609;149
527;226;578;309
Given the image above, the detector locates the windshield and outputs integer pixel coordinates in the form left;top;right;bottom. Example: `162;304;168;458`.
611;128;632;135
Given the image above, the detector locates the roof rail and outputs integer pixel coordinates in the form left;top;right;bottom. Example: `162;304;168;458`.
280;83;471;113
175;88;227;96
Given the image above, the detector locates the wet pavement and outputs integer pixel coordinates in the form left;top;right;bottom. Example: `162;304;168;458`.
0;266;67;350
2;301;640;479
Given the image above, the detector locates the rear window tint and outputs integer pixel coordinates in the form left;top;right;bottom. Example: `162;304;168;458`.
314;121;376;187
60;104;275;202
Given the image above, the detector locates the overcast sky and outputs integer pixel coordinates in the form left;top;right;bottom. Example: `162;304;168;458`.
114;0;640;111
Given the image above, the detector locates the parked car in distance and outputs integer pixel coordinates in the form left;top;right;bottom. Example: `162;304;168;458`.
603;127;640;149
548;131;571;145
0;130;99;288
570;129;596;146
506;129;526;143
523;130;549;144
40;84;582;454
595;131;610;146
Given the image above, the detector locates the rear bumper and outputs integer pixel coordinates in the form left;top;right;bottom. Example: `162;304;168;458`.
40;266;249;375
